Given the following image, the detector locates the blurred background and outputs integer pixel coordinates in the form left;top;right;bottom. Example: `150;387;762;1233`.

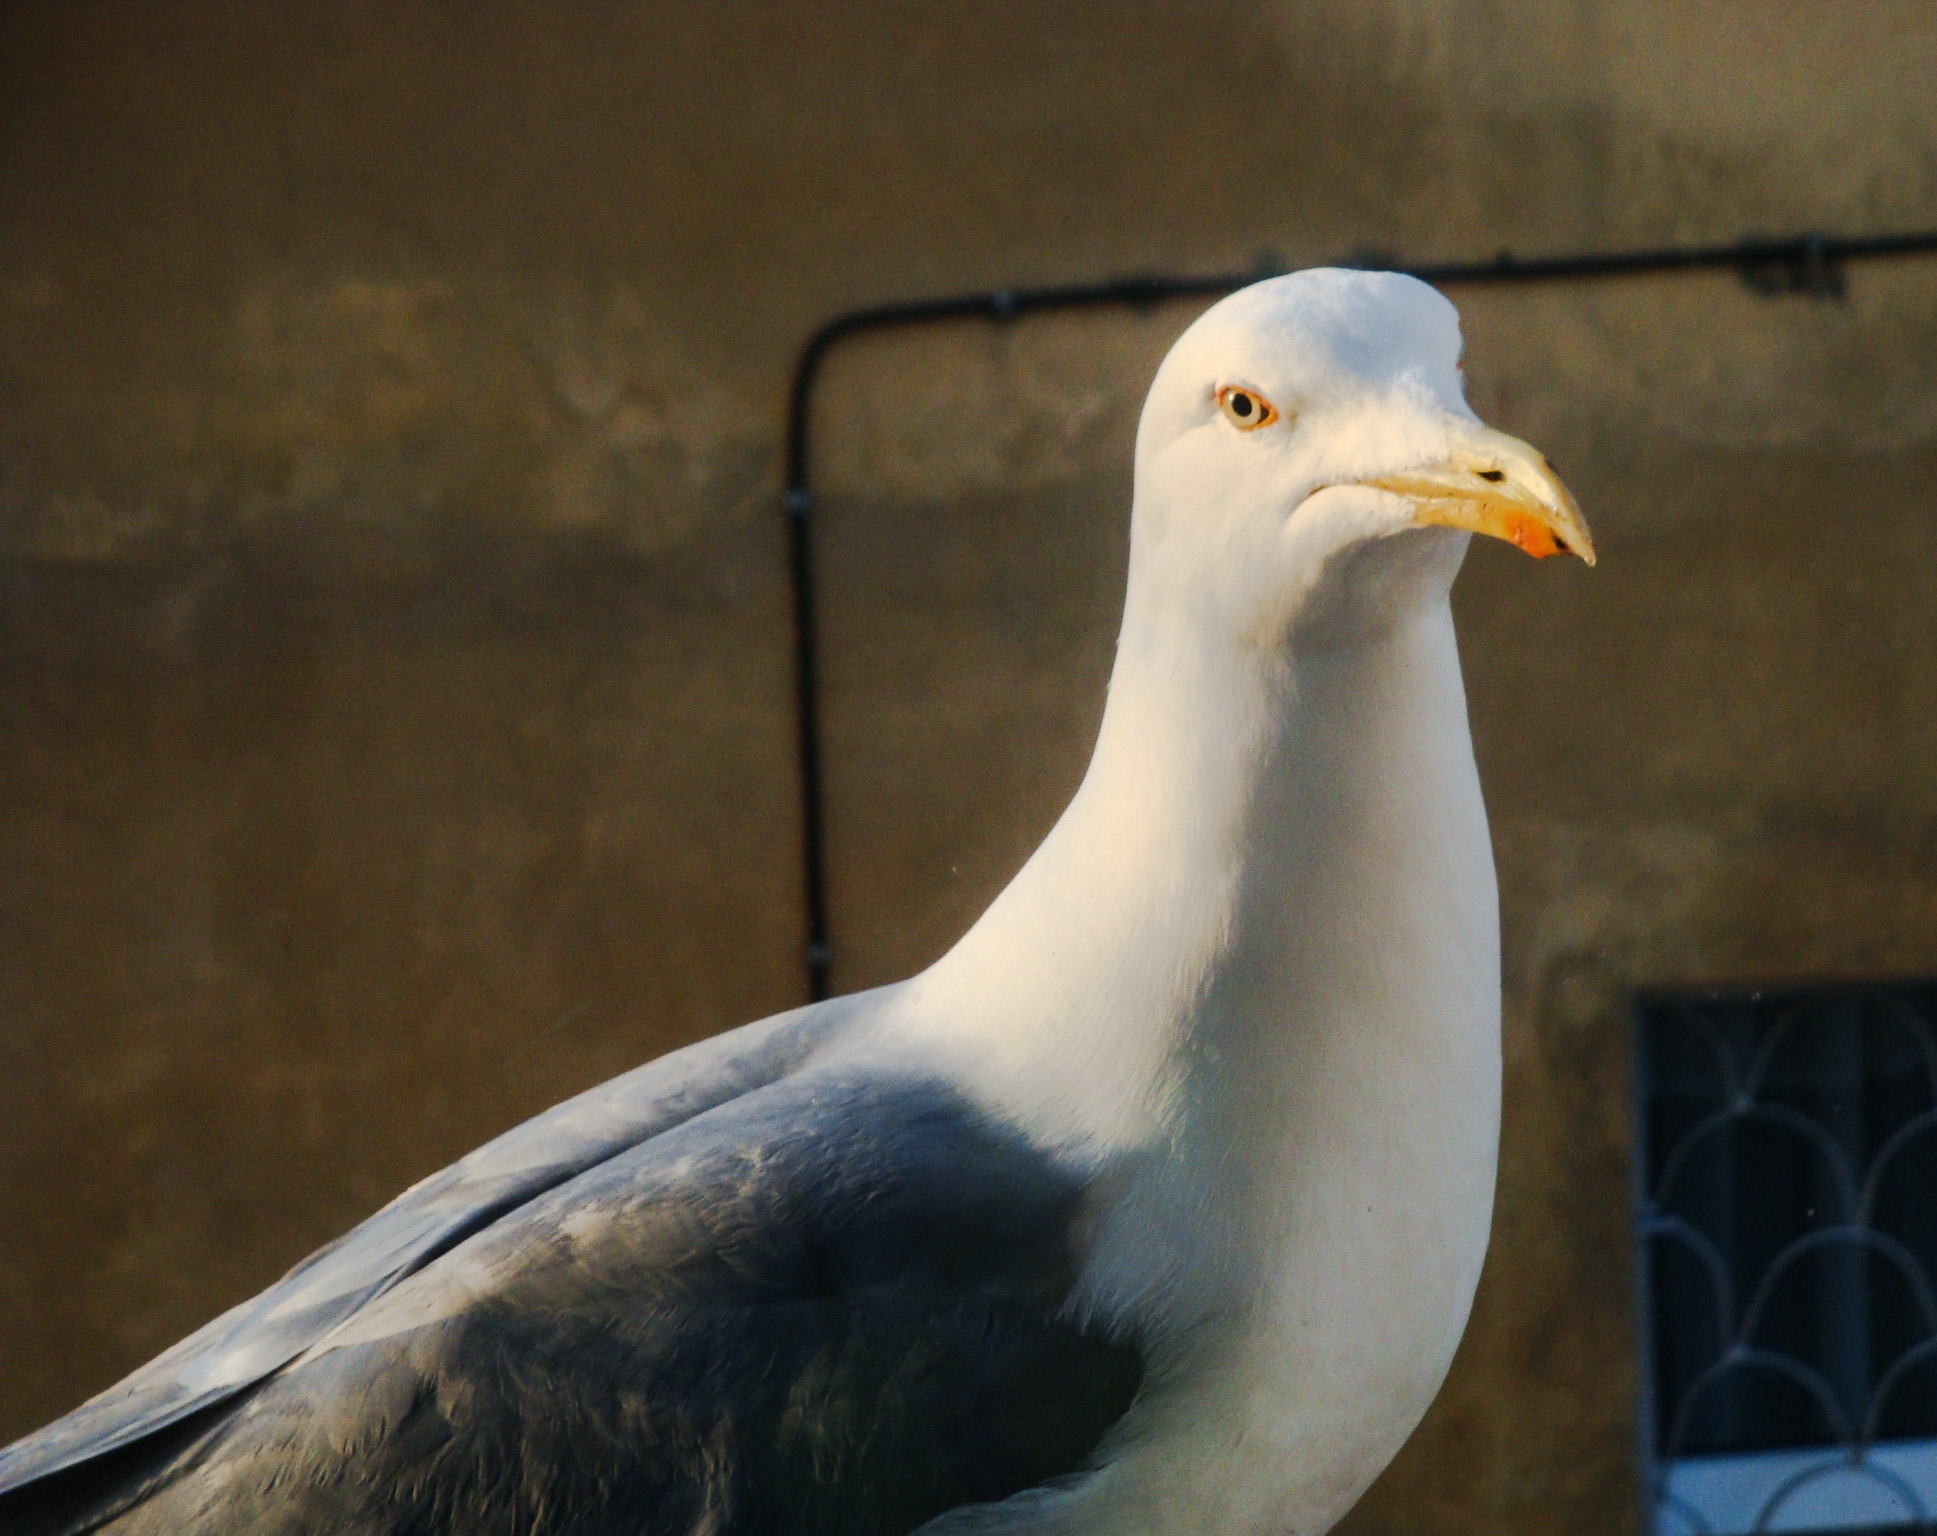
5;4;1937;1533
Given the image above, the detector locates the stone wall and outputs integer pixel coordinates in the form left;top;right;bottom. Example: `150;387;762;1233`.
4;5;1937;1531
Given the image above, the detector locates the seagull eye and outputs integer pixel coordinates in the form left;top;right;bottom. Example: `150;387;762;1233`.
1217;385;1280;433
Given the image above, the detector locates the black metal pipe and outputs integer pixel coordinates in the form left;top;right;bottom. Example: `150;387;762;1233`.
781;225;1937;1000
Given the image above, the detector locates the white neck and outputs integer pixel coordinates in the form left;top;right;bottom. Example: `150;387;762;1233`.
900;575;1498;1166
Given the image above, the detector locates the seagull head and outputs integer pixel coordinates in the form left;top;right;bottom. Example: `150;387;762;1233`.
1129;267;1593;646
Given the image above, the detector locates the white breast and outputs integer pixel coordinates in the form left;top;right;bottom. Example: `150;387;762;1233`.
909;593;1502;1536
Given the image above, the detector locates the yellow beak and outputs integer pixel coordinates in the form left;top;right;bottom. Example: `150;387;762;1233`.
1354;425;1595;566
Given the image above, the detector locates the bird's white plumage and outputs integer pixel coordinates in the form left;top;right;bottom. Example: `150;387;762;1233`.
851;269;1508;1533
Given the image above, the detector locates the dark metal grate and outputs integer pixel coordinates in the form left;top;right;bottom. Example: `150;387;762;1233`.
1637;983;1937;1534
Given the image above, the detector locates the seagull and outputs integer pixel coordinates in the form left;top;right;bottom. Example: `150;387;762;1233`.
0;267;1592;1536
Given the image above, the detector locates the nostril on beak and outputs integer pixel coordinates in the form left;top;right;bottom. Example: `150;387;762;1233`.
1477;469;1505;483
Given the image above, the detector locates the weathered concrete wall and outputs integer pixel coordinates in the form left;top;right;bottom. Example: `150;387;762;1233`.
4;4;1937;1531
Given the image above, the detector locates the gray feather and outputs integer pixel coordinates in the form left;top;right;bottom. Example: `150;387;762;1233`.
0;1001;837;1502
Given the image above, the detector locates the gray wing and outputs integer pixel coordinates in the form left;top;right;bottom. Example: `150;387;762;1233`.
5;1070;1144;1536
0;997;846;1501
